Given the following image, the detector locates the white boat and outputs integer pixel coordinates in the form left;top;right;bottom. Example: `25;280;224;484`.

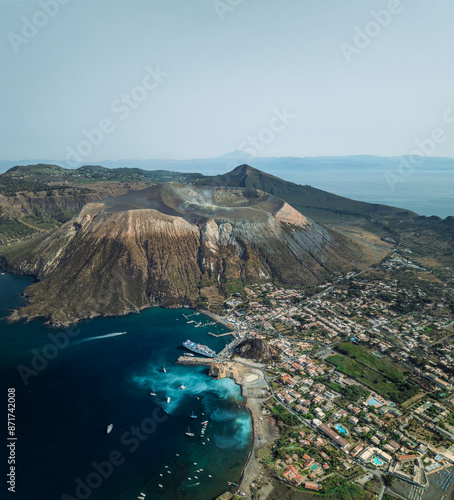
180;384;186;390
185;426;195;437
149;392;157;396
166;397;171;403
106;424;113;434
163;366;166;373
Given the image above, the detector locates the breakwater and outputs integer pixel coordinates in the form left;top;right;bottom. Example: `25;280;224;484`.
175;356;215;366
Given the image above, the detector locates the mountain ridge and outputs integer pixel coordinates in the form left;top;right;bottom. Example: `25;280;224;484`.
0;182;380;326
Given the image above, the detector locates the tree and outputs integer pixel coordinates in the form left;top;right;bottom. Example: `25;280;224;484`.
383;474;395;487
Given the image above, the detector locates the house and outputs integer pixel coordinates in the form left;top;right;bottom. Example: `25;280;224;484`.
351;445;364;457
304;481;322;491
283;465;303;486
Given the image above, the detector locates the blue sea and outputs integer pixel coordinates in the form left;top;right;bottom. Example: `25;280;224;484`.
0;270;251;500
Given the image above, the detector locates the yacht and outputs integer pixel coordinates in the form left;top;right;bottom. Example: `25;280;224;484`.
106;424;113;434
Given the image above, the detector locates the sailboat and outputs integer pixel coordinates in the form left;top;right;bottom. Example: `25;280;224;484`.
185;426;194;437
189;411;197;419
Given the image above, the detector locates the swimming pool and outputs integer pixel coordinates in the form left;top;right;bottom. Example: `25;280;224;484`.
368;397;382;407
373;456;384;466
335;423;348;435
310;464;319;471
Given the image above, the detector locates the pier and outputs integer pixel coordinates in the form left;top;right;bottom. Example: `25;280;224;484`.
176;356;215;367
208;331;234;338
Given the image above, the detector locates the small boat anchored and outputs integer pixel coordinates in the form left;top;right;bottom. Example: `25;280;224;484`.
166;397;171;403
185;426;195;437
189;411;197;419
106;424;113;434
162;366;166;373
179;384;186;390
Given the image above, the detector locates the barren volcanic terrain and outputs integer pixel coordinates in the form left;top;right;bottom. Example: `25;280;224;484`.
0;183;382;326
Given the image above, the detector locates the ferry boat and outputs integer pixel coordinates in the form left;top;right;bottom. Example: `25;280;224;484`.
106;424;113;434
182;339;217;358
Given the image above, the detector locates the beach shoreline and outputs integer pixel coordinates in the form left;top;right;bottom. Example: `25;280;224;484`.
208;357;278;499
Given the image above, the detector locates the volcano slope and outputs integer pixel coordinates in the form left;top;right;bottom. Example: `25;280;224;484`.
0;183;382;326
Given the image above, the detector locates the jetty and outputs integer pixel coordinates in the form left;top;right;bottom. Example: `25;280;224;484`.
176;356;215;367
208;331;234;338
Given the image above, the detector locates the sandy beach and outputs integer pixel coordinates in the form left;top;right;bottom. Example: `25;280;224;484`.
211;357;279;499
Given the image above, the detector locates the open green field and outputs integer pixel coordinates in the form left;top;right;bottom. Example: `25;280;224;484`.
326;353;420;404
336;342;408;382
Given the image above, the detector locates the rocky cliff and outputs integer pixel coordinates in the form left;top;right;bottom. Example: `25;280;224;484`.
233;338;278;363
0;183;380;326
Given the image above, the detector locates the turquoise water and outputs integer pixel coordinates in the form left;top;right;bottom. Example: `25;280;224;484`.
0;270;251;499
373;456;384;466
335;423;348;435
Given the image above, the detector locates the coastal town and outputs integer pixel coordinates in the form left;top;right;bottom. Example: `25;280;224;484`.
214;249;454;500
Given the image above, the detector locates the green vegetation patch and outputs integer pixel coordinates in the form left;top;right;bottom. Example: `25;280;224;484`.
270;403;300;426
326;354;419;404
0;219;35;241
321;475;374;499
336;342;407;382
321;378;370;402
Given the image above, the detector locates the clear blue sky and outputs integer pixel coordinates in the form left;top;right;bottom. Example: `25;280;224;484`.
1;0;454;161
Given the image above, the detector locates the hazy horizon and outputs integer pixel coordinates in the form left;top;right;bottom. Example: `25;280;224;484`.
1;154;453;219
